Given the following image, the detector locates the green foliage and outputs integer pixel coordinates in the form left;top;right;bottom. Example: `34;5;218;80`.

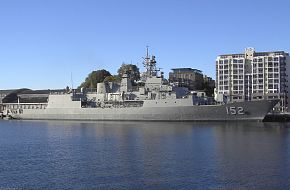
78;69;111;89
103;75;122;83
78;64;140;89
117;64;140;83
201;81;215;97
65;86;70;93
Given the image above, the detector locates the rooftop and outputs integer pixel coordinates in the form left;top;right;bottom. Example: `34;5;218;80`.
171;68;203;74
219;51;289;57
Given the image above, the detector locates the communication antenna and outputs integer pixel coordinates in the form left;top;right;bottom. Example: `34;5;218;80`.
71;72;74;90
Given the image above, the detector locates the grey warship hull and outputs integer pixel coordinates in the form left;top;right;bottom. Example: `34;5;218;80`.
11;99;278;121
3;51;280;122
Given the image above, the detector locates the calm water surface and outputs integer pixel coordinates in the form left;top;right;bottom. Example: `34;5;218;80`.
0;120;290;189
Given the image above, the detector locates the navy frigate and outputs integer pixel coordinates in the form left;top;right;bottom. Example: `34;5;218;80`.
2;51;278;121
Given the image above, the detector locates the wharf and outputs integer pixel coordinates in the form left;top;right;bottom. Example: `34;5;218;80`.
263;112;290;122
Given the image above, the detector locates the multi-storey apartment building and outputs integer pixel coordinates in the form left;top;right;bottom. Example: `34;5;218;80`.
216;48;290;111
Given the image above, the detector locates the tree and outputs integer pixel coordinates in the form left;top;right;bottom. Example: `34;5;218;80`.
103;75;122;83
78;69;111;89
117;64;140;84
201;81;215;97
65;86;70;93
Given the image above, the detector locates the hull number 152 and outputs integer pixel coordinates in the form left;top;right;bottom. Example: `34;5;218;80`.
226;107;245;115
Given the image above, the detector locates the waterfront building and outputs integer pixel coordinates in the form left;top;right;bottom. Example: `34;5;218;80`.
216;48;290;111
0;90;15;103
0;90;16;112
169;68;204;90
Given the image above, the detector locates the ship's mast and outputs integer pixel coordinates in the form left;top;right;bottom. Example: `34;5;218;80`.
143;46;157;78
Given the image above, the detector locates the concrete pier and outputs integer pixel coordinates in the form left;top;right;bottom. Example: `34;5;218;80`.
263;112;290;122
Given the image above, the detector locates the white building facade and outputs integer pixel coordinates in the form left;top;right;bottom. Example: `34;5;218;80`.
216;48;290;111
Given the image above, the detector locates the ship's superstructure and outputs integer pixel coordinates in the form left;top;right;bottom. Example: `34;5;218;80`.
1;50;279;121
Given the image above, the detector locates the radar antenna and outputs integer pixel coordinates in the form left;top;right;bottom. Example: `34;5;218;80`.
142;46;157;78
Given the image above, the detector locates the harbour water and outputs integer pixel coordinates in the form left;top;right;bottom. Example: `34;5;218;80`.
0;120;290;189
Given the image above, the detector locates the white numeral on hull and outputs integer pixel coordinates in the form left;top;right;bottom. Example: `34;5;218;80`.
226;107;244;115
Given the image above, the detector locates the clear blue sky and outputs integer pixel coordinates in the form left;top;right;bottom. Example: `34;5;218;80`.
1;0;290;89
